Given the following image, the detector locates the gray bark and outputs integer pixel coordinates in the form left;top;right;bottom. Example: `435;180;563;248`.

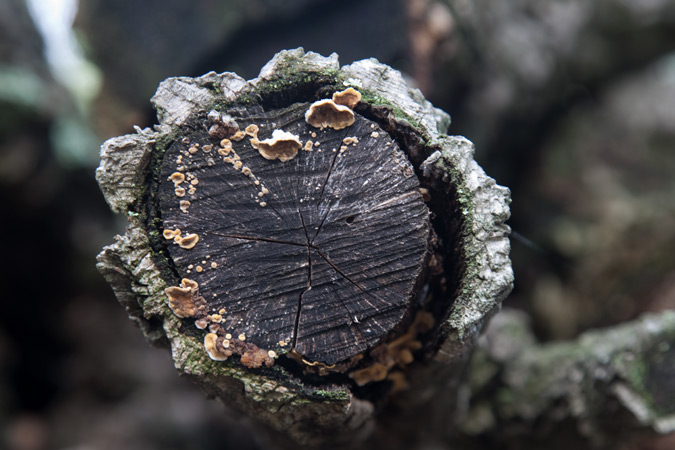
461;308;675;449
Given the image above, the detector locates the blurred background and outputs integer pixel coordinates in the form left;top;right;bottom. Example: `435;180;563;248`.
2;0;674;449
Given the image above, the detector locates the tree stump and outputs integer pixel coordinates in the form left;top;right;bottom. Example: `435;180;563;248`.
96;49;513;448
158;101;430;367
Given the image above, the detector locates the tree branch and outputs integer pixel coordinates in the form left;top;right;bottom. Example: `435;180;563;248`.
462;309;675;448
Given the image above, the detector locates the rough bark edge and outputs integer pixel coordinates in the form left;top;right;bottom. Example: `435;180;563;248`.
421;136;513;364
96;131;155;214
95;48;513;446
341;58;451;137
462;308;675;447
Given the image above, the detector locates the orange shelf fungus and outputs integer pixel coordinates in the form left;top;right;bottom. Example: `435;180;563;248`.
204;333;231;361
163;228;180;240
305;99;355;130
207;111;240;140
244;124;260;138
168;172;186;185
348;311;434;387
240;347;275;369
251;129;302;162
350;362;389;386
231;130;246;141
177;233;199;249
165;278;200;318
332;87;362;109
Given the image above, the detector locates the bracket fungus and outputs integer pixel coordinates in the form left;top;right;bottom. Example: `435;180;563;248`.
96;49;512;447
250;129;302;162
332;87;362;109
163;228;199;249
177;232;199;249
204;332;230;361
304;99;355;130
165;278;202;318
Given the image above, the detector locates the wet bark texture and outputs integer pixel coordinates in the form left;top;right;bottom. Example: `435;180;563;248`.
96;49;513;448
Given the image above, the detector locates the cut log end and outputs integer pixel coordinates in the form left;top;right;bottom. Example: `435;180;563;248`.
96;48;513;447
155;101;431;367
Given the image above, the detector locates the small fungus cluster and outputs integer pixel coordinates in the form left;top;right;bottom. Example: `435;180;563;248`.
337;136;359;158
305;88;361;130
163;277;277;369
181;130;272;208
185;256;219;275
349;311;434;390
163;228;200;249
201;328;275;368
168;165;199;198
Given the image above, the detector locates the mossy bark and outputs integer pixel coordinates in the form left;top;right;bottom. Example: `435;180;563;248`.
95;48;513;449
461;309;675;449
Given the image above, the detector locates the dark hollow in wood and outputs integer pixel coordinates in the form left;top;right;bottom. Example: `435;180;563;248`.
157;102;430;365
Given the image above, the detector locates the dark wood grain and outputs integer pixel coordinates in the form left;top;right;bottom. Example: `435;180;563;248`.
158;102;429;365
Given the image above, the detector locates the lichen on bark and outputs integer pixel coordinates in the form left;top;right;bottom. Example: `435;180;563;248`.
462;309;675;447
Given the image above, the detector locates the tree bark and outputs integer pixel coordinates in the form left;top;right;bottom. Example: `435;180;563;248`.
461;308;675;449
95;48;513;449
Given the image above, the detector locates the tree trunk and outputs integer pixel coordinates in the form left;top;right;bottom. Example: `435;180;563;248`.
95;48;513;449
